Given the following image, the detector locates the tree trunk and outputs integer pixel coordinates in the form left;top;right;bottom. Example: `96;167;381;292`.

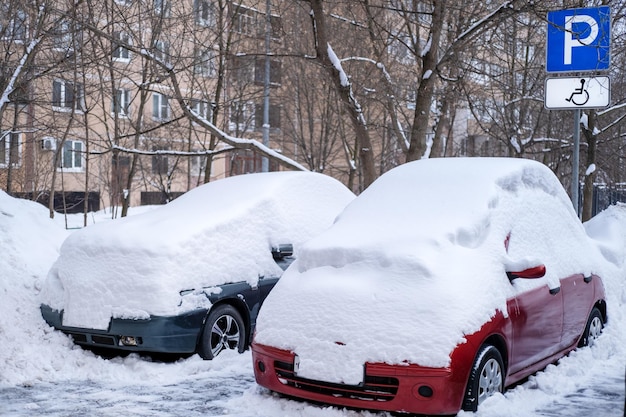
581;110;598;222
406;0;445;162
308;0;376;189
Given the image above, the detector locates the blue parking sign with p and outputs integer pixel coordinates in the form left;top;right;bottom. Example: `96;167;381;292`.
546;6;610;73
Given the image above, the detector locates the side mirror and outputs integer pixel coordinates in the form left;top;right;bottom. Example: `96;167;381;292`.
272;243;293;260
506;264;546;281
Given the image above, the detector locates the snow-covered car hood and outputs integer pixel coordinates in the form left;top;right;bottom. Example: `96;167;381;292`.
40;171;355;330
253;158;605;385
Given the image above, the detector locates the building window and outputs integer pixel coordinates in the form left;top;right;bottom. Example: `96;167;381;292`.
232;5;257;36
112;31;131;61
387;31;414;64
191;99;212;121
58;140;83;170
154;0;171;17
254;57;282;86
0;6;27;41
269;15;282;39
0;132;20;167
0;68;29;104
229;149;277;175
254;103;281;129
232;5;281;39
194;0;216;27
151;147;168;174
112;88;131;116
194;49;217;78
229;101;254;132
190;153;207;176
52;80;84;111
231;56;254;86
153;39;170;64
54;20;72;50
152;93;170;121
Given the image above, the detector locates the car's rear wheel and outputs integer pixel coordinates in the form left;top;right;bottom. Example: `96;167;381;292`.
578;307;603;348
199;304;246;360
462;344;504;412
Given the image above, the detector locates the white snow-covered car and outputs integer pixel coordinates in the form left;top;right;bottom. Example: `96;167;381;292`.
40;171;355;359
252;157;608;415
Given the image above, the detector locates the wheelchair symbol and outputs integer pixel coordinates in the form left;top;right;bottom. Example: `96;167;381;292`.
565;79;589;106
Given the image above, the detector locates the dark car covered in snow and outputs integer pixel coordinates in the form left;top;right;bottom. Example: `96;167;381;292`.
40;171;355;359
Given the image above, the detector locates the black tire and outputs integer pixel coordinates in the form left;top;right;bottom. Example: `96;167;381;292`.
462;344;504;412
578;307;603;348
198;304;246;360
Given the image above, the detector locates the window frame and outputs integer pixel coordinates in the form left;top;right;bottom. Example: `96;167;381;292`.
151;147;169;175
57;139;84;172
0;6;27;41
112;31;131;61
154;0;171;17
153;39;170;65
190;152;207;176
152;92;170;121
254;102;281;130
112;88;131;117
194;0;216;27
194;49;217;78
191;99;212;121
0;131;21;167
53;19;82;53
254;57;282;86
52;79;84;112
229;100;255;132
232;5;257;36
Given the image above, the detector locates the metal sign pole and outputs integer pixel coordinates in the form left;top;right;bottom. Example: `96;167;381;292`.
572;108;580;216
262;0;271;172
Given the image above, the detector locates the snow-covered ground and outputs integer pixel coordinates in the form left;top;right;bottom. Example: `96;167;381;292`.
0;189;625;416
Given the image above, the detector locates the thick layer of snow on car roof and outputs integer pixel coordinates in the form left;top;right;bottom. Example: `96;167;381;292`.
254;158;611;385
40;171;355;330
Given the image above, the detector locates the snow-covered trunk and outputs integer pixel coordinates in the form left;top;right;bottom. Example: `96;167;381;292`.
581;110;598;222
406;0;445;162
308;0;376;189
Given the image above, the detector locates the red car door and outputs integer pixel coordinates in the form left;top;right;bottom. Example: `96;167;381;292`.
560;273;595;348
507;283;564;375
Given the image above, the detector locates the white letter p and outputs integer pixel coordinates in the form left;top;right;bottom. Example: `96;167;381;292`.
564;15;598;65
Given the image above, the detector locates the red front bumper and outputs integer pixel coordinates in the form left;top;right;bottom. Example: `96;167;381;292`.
251;343;469;415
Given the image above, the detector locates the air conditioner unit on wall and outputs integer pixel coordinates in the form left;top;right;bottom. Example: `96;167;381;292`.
42;137;57;151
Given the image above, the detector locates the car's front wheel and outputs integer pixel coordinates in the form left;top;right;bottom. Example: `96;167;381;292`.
199;304;246;360
462;344;504;412
578;307;603;348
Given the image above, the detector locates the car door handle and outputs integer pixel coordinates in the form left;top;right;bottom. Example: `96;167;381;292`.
549;286;561;295
584;275;593;283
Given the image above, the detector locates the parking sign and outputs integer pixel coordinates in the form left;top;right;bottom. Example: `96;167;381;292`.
546;6;611;73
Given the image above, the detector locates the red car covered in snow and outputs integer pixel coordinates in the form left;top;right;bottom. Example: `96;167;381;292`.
251;158;607;415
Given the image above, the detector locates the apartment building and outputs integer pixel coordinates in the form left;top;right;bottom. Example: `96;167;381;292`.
0;0;291;214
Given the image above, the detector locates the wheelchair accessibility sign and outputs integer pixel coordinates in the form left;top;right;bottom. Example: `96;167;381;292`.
545;76;610;109
546;6;610;73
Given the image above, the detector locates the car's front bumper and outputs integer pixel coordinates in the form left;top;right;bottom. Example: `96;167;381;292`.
251;343;468;416
40;304;206;354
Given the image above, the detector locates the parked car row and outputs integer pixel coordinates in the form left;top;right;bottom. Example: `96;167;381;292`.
41;158;610;415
